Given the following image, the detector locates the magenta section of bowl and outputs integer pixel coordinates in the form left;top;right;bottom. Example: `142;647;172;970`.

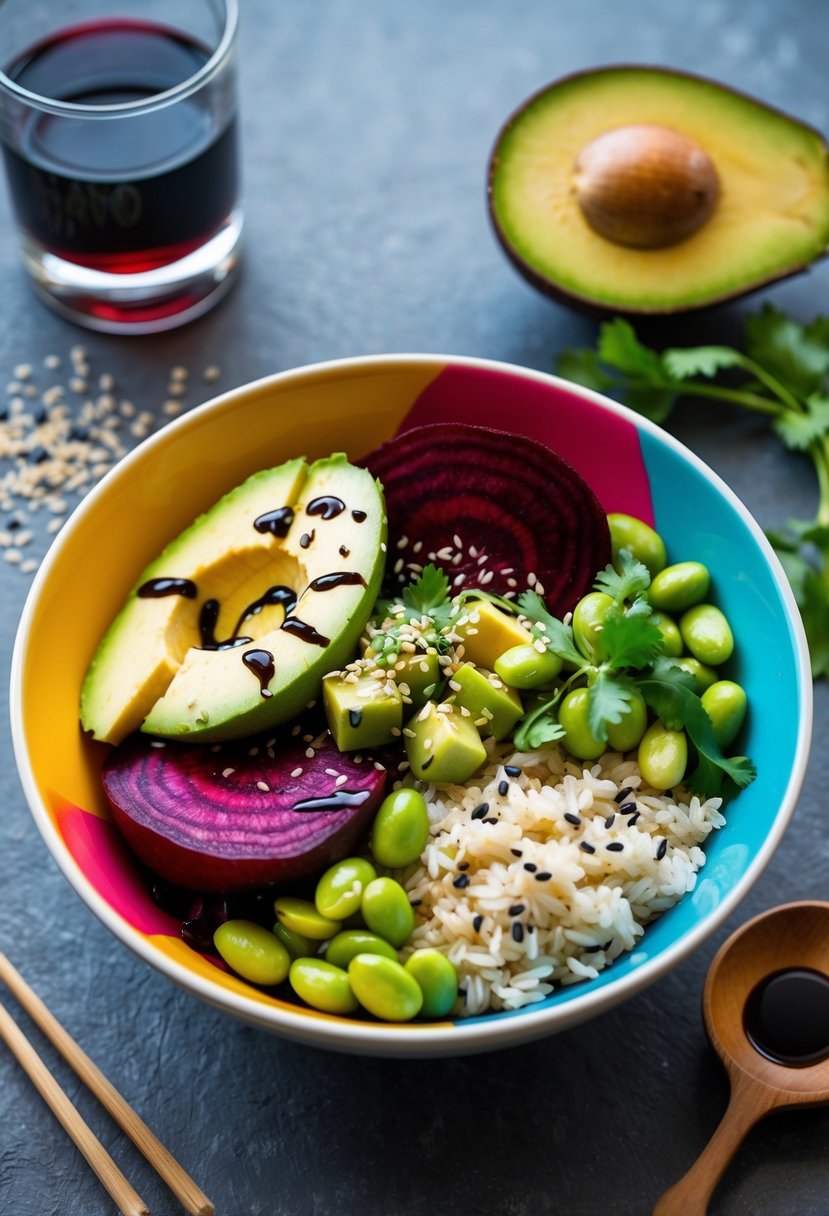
399;365;655;524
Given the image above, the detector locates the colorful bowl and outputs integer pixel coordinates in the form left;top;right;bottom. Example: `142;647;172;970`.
10;355;812;1056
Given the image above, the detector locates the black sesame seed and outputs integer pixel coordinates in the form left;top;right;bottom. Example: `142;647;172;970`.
535;871;553;882
527;924;535;934
472;915;483;932
421;755;434;770
523;862;537;873
512;922;524;943
482;817;499;825
348;708;363;728
564;813;582;827
627;812;641;826
68;424;89;440
508;903;526;916
510;848;523;858
606;842;624;852
29;445;50;463
0;407;7;421
452;874;470;889
471;802;489;820
656;838;668;861
33;406;48;425
584;943;603;953
498;779;509;797
410;898;422;906
614;786;634;804
604;814;616;829
579;841;596;854
458;861;470;871
504;765;521;777
620;802;637;815
6;517;21;530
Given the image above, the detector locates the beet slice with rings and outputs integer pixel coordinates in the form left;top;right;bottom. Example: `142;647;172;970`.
102;732;388;893
361;423;611;616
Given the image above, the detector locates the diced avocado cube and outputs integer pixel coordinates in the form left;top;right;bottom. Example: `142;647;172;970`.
323;672;402;750
454;600;533;670
364;644;442;709
405;701;487;784
450;664;523;741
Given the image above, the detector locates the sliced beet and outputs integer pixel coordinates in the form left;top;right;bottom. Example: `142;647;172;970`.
102;732;388;892
361;423;610;616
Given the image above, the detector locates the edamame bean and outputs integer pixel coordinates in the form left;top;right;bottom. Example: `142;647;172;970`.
315;857;377;920
701;680;748;749
274;896;341;941
289;958;359;1015
558;687;605;760
348;953;423;1021
638;721;688;790
649;562;710;612
673;656;719;692
403;949;458;1018
273;922;317;960
572;592;614;661
651;611;683;658
214;920;290;986
361;877;416;948
605;689;648;752
325;930;399;969
608;513;667;577
680;604;734;667
494;643;563;689
370;790;430;869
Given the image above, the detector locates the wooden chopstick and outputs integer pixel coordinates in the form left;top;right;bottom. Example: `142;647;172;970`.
0;952;213;1216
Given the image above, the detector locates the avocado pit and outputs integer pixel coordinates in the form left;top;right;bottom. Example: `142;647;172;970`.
573;123;720;250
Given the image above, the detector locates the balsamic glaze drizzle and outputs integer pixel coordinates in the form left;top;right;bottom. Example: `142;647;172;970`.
137;577;197;599
200;585;297;650
351;509;367;522
242;649;275;698
307;571;366;592
300;530;315;549
292;789;371;812
253;506;295;537
281;618;330;647
306;495;346;520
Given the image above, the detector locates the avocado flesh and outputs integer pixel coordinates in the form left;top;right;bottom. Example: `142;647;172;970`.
323;672;403;750
489;66;829;312
450;664;523;741
405;702;487;784
141;456;386;742
80;459;308;745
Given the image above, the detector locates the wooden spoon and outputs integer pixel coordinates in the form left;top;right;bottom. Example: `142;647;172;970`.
654;901;829;1215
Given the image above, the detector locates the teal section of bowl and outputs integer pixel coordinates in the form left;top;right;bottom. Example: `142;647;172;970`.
459;421;805;1027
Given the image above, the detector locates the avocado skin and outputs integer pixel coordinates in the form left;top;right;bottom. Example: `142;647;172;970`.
487;64;829;315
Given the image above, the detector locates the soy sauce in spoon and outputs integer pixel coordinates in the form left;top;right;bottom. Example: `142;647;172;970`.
744;966;829;1067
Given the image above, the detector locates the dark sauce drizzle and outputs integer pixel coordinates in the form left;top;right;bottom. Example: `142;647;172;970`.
253;506;295;537
300;530;315;549
242;649;275;698
306;495;346;520
281;618;330;647
351;509;367;522
292;789;372;812
137;577;197;599
307;571;366;592
199;585;297;650
339;545;350;557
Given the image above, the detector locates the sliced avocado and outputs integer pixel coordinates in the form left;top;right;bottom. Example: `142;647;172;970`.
405;701;487;784
81;458;307;744
364;645;442;709
323;671;403;750
454;600;534;670
450;664;523;741
488;66;829;313
141;455;386;742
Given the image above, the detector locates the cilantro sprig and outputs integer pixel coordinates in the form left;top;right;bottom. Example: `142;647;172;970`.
556;306;829;678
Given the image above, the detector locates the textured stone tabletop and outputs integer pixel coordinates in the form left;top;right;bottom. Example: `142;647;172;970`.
1;2;828;1214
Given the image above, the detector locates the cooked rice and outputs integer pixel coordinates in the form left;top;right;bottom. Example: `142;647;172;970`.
400;739;725;1017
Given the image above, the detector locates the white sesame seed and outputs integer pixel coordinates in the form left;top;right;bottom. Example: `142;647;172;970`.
257;781;270;792
44;355;61;370
290;767;303;778
69;378;87;394
203;365;221;382
20;558;38;574
14;364;32;380
305;747;315;759
150;740;166;748
335;774;348;786
527;572;537;586
222;767;235;778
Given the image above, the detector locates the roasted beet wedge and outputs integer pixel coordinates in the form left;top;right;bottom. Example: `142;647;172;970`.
102;732;388;892
361;423;610;616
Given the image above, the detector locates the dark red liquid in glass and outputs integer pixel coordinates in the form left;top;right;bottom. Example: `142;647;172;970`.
2;20;239;273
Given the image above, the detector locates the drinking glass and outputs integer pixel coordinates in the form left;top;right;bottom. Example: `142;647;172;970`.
0;0;241;333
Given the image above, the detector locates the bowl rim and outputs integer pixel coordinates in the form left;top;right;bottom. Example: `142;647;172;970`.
9;352;814;1056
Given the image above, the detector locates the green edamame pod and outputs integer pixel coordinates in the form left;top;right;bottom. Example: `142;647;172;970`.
348;953;423;1021
651;611;683;658
214;920;290;986
315;857;377;920
274;896;342;941
494;643;563;689
325;930;398;969
638;721;688;790
605;689;648;752
273;922;317;960
572;592;614;661
403;949;458;1018
361;877;416;948
289;959;359;1015
558;687;605;760
680;604;734;667
370;789;430;868
673;656;719;693
701;680;747;749
649;562;710;612
608;514;667;577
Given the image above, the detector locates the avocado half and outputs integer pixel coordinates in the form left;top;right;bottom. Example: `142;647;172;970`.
487;65;829;314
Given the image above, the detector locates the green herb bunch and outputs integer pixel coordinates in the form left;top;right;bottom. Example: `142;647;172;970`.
556;305;829;677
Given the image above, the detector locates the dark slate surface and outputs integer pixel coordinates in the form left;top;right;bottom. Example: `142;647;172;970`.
1;2;828;1214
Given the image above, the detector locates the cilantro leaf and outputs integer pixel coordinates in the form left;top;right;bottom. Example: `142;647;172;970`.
597;320;678;422
594;548;651;604
516;589;583;667
587;671;637;742
599;608;664;670
402;563;450;616
513;695;566;752
554;347;614;394
637;666;757;798
663;346;745;381
798;566;829;679
744;304;829;398
772;394;829;452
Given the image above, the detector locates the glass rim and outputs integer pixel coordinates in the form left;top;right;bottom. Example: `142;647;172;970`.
0;0;238;118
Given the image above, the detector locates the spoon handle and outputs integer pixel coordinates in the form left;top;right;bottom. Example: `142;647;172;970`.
653;1074;772;1216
